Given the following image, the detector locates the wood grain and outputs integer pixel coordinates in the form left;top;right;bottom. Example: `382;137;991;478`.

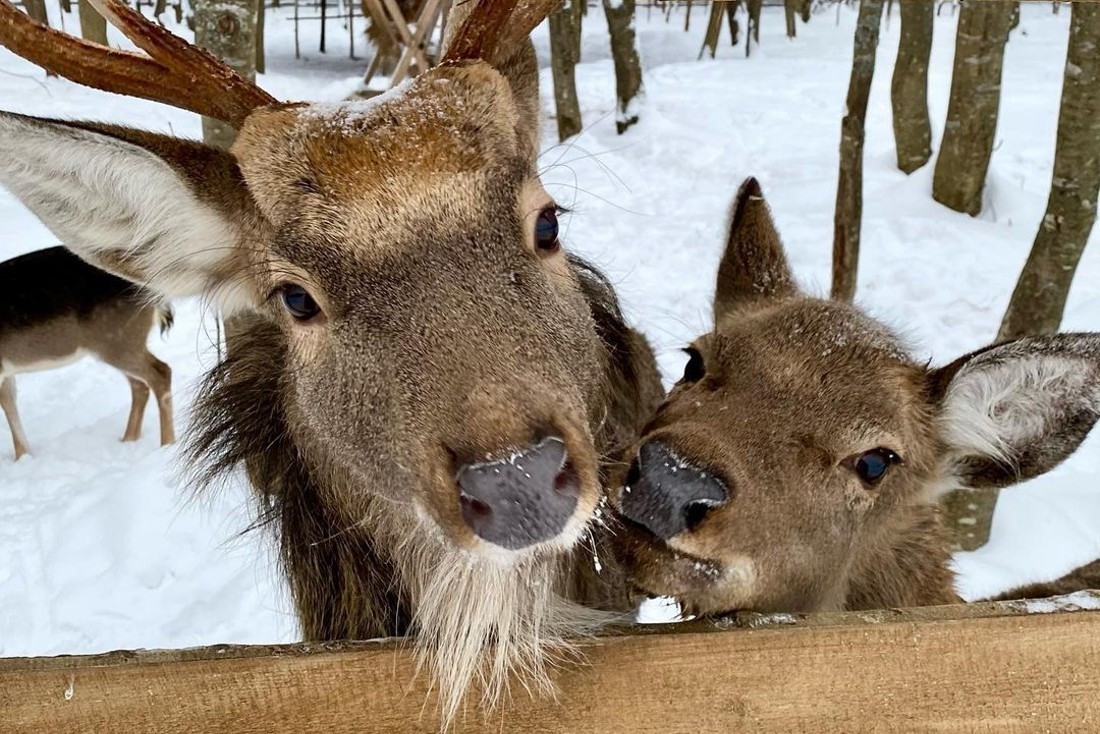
2;593;1098;734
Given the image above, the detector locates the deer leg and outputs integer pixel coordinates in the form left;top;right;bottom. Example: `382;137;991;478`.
101;350;175;447
0;376;30;460
122;376;151;442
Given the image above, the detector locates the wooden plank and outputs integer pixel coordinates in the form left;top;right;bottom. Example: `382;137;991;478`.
2;593;1099;734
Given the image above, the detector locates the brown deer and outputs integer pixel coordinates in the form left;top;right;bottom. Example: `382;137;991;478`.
610;177;1100;617
0;246;174;460
0;0;662;718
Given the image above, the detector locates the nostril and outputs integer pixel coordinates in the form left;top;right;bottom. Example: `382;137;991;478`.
683;499;718;532
624;459;641;490
460;492;492;518
553;461;580;497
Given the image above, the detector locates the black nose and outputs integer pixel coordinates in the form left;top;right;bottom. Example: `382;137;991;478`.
457;437;580;550
619;442;729;541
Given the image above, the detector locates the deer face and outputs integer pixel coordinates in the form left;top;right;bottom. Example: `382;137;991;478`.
226;64;604;556
612;178;1100;615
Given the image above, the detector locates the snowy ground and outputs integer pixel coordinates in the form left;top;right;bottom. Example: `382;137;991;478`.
1;3;1098;657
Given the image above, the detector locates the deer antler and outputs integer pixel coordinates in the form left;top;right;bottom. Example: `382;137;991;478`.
0;0;276;128
443;0;562;67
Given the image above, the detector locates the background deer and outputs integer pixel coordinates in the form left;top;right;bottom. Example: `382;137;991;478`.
0;0;661;718
611;177;1100;617
0;246;174;460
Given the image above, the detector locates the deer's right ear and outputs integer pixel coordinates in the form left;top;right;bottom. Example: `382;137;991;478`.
0;113;256;308
713;177;797;326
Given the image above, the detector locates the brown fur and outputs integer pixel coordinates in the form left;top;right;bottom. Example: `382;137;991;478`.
611;178;1100;616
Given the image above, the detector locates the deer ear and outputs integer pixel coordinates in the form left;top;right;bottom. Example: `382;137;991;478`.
0;112;256;308
929;333;1100;492
442;4;541;163
713;177;797;325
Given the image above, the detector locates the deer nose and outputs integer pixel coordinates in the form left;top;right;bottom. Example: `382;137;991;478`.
456;437;580;551
619;442;730;541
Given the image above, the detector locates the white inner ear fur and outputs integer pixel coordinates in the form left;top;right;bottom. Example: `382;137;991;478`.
939;354;1091;469
0;115;248;309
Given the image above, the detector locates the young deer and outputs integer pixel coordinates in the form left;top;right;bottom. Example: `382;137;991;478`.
0;0;661;717
0;246;174;459
611;178;1100;616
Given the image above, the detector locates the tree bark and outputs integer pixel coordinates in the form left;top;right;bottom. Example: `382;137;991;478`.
800;0;811;23
831;0;884;304
931;0;1017;216
78;0;107;45
604;0;644;134
891;0;933;174
193;0;260;148
255;0;266;74
23;0;48;25
701;1;739;59
999;2;1100;341
783;0;797;38
548;0;583;142
942;487;999;552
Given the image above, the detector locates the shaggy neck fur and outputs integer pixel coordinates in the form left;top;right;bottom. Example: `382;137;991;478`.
186;257;661;722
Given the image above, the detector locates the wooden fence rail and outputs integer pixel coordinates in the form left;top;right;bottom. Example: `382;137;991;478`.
2;592;1099;733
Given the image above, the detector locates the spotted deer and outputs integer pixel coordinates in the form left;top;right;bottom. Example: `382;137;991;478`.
0;0;662;718
610;178;1100;617
0;246;174;460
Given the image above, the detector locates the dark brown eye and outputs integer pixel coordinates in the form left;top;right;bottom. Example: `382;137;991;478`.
279;283;322;321
849;448;901;486
680;348;705;383
535;207;560;255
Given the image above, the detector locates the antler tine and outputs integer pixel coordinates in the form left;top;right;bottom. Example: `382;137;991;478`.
443;0;563;67
0;0;276;128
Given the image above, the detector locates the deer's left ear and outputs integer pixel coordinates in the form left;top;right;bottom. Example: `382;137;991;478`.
928;333;1100;491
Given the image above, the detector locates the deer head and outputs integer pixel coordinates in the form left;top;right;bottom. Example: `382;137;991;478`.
611;178;1100;616
0;0;661;718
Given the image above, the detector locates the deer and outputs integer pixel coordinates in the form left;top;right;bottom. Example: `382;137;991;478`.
0;0;663;720
0;246;174;460
609;177;1100;618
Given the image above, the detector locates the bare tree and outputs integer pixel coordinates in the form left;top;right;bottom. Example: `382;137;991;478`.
932;0;1018;215
78;0;107;44
891;0;933;173
999;2;1100;340
831;0;884;303
23;0;48;24
603;0;644;134
783;0;798;38
548;0;583;141
701;0;740;59
746;0;761;56
192;0;261;148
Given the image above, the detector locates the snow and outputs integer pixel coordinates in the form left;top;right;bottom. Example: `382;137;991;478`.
1;3;1099;656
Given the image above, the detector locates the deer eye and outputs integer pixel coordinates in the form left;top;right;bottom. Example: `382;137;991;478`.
850;448;901;486
279;284;322;321
534;207;560;256
681;348;705;383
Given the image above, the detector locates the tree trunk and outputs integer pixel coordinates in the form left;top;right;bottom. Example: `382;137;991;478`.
604;0;644;134
783;0;797;38
701;1;739;59
942;487;999;552
999;2;1100;341
800;0;811;23
727;1;740;46
255;0;266;74
78;0;107;45
931;0;1017;216
193;0;260;149
831;0;884;303
891;0;933;173
746;0;761;56
23;0;48;25
548;0;583;142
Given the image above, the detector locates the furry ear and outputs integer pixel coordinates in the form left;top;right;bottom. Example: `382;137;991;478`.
928;333;1100;491
0;112;257;308
442;2;541;163
713;177;797;326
